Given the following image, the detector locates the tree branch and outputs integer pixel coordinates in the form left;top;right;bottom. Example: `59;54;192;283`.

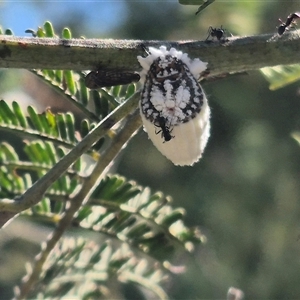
15;109;142;300
0;31;300;76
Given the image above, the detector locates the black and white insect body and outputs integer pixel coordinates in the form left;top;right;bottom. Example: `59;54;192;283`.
278;12;300;35
85;70;140;89
155;116;174;142
206;26;226;41
138;46;210;166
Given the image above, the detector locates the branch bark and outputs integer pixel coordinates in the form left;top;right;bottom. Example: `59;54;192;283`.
1;31;300;76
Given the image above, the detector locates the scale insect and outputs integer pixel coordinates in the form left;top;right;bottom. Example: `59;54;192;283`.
154;116;174;143
277;12;300;35
138;46;211;166
85;70;140;89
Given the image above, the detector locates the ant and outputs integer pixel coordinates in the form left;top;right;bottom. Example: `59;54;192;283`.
277;12;300;35
206;26;227;41
154;116;174;143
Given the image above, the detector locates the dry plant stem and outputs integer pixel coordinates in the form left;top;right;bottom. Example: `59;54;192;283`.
15;109;142;300
1;32;300;76
0;92;140;227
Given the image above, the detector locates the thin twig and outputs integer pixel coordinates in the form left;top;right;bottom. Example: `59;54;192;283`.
0;92;140;227
15;109;142;299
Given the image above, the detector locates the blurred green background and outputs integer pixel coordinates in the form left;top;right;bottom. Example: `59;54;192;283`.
1;1;300;299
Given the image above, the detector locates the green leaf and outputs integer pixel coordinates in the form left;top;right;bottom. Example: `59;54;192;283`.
91;175;141;204
75;175;205;262
40;198;51;213
36;27;46;37
111;85;121;98
0;165;30;196
0;100;14;125
43;142;57;165
0;137;90;200
39;112;53;135
261;64;300;90
27;106;44;132
64;70;76;95
72;157;81;172
99;89;117;109
159;208;186;227
78;77;89;106
178;0;215;15
4;28;14;35
80;119;90;138
44;21;56;37
0;100;18;126
126;223;151;239
12;101;27;128
56;113;68;140
24;141;45;163
23;238;167;300
92;90;106;117
0;103;103;155
55;70;63;83
65;113;76;143
62;27;72;39
56;146;67;160
33;69;100;122
45;109;58;136
125;83;137;99
75;206;93;223
53;199;65;214
0;142;18;162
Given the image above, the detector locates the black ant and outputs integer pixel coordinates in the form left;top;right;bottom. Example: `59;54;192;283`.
206;26;226;41
154;116;174;143
277;12;300;35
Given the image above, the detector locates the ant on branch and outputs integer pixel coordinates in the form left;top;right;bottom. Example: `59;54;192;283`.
205;26;227;42
277;12;300;35
154;116;174;143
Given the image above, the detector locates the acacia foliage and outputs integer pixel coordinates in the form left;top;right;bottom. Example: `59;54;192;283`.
0;22;205;299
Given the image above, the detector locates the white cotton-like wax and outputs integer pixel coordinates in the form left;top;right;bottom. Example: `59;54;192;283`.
138;46;210;166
